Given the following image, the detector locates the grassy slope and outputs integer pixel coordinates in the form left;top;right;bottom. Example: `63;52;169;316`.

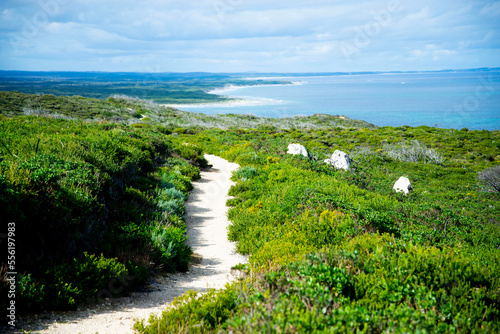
136;115;499;332
0;91;375;129
0;100;210;316
1;91;499;332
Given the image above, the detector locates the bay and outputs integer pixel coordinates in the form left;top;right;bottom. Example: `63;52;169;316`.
175;70;500;130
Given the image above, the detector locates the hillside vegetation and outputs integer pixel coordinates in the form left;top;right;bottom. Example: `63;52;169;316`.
0;106;208;314
136;125;500;331
1;91;499;332
0;91;374;130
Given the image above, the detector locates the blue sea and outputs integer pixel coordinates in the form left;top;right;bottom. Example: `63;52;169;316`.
175;70;500;130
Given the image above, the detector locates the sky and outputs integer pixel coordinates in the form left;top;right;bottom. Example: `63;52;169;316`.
0;0;499;73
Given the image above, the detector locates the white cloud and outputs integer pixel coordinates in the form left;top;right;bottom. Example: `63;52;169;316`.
0;0;498;71
409;44;458;64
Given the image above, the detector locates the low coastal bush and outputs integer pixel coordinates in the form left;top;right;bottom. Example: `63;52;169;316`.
232;166;258;181
159;187;186;202
150;224;191;272
160;169;194;195
16;274;46;313
0;115;202;314
1;93;498;331
136;124;499;332
134;287;239;334
136;235;500;333
478;164;500;193
45;253;129;310
225;235;500;333
383;139;446;165
177;143;210;168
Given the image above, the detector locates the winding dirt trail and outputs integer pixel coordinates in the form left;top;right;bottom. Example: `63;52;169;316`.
16;155;247;334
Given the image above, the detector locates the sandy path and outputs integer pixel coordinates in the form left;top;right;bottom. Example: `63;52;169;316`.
15;155;246;334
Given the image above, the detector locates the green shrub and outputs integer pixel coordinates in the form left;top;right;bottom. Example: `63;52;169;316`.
16;274;46;313
150;225;192;272
173;127;188;134
124;187;148;202
166;157;201;180
226;197;243;207
46;253;129;310
156;125;172;135
159;171;176;189
160;187;186;202
225;235;500;333
0;116;198;314
160;170;193;195
174;163;201;180
157;199;185;217
124;261;149;287
143;125;499;333
177;143;209;168
296;209;355;247
383;139;445;164
131;122;149;128
135;287;238;334
232;166;258;181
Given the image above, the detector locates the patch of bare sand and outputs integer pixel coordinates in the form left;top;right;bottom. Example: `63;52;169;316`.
15;155;246;334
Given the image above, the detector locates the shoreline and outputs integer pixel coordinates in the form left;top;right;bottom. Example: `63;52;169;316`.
163;81;302;109
206;80;303;95
156;70;500;131
163;96;286;109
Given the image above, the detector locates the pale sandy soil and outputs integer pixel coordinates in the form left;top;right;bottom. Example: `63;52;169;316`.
13;155;246;334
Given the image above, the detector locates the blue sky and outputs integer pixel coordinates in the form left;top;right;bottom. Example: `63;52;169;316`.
1;0;499;72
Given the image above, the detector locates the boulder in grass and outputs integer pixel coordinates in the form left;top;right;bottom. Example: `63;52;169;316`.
393;176;412;195
324;150;351;171
287;143;308;158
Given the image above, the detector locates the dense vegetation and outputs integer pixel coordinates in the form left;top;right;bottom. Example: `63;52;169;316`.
0;113;208;315
136;125;500;332
0;88;498;332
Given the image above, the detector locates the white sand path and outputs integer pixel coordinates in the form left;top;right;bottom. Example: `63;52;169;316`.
15;155;246;334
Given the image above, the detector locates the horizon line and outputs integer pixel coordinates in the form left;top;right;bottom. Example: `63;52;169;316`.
1;67;499;76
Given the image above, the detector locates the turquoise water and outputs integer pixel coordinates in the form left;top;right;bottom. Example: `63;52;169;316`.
178;71;500;130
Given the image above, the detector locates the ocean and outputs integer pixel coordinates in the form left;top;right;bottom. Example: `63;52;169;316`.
173;70;500;131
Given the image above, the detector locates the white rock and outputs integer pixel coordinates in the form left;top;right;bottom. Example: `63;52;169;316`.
393;176;412;194
324;150;351;171
287;143;308;158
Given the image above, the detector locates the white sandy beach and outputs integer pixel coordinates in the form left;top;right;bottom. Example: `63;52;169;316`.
163;81;303;109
